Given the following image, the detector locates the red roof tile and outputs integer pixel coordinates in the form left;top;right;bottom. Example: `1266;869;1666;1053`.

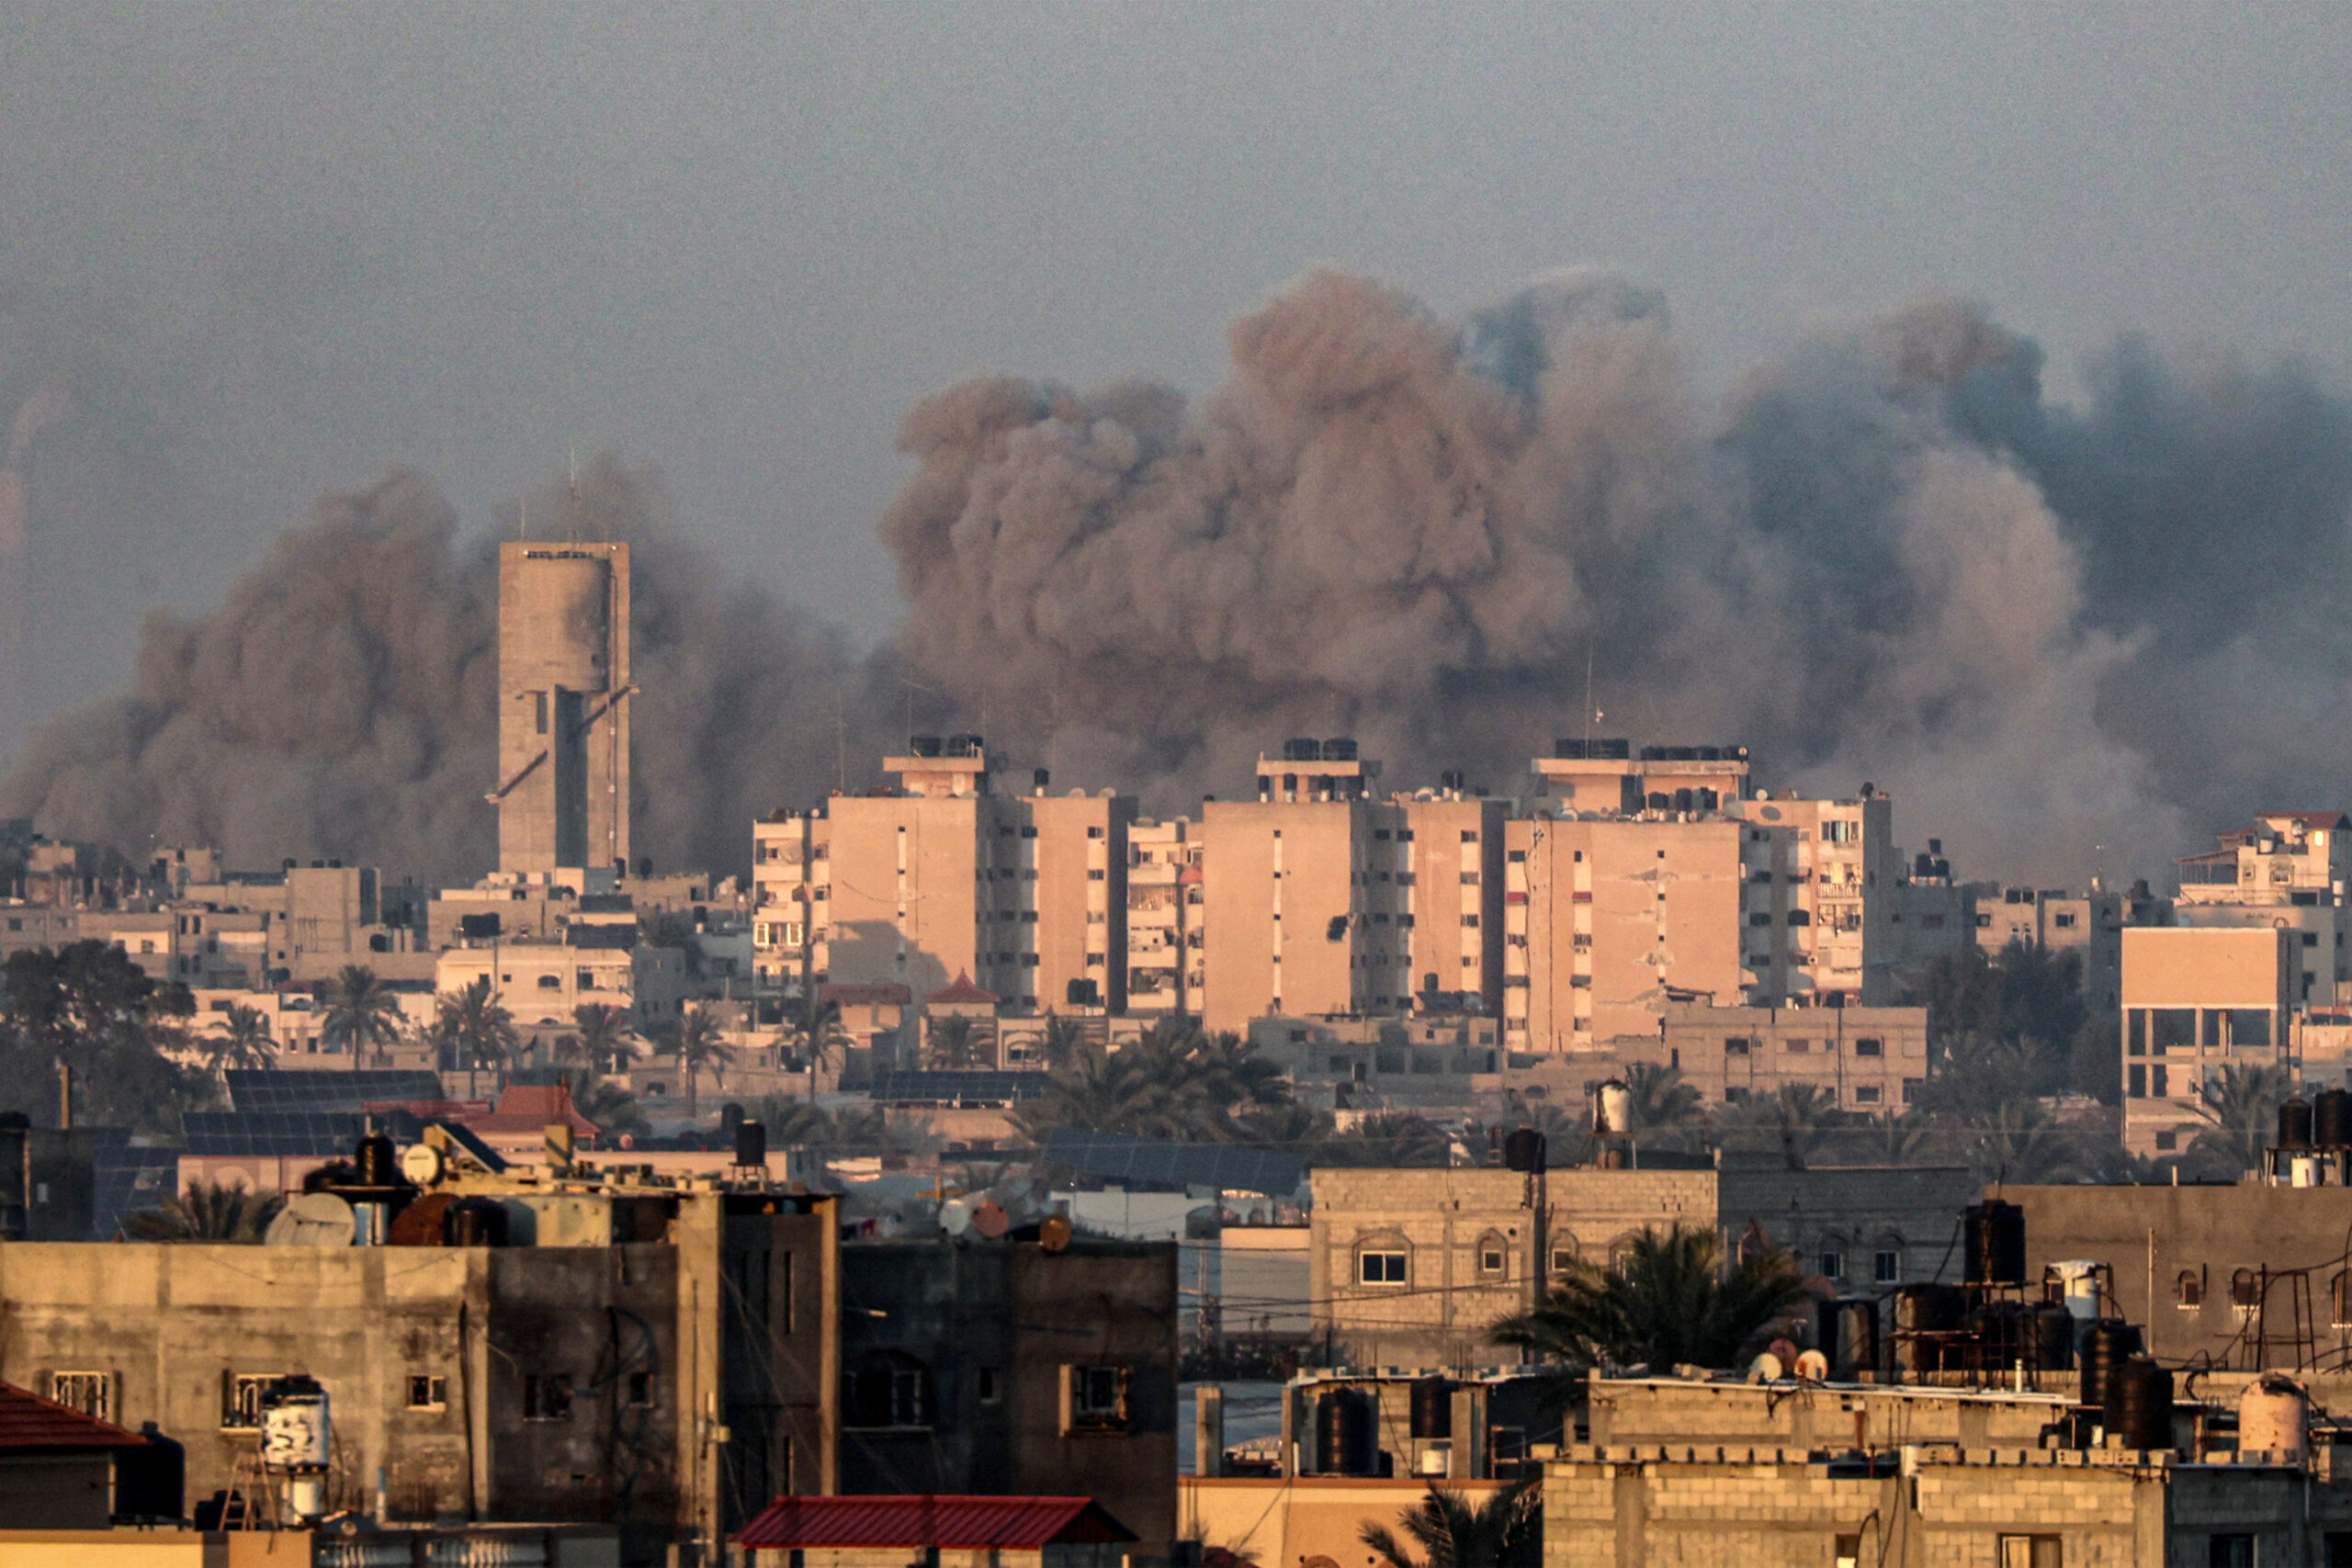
924;972;1001;1008
462;1083;602;1143
0;1382;144;1450
732;1496;1135;1550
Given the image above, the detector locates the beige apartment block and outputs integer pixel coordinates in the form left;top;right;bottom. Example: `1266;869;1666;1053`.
1398;794;1508;1015
1656;1001;1928;1115
752;744;1129;1015
492;539;631;875
2120;926;2294;1157
1125;817;1203;1018
1201;773;1410;1034
435;938;689;1046
1734;792;1898;1008
2175;810;2352;1006
1308;1166;1719;1368
1525;739;1753;815
1500;814;1746;1054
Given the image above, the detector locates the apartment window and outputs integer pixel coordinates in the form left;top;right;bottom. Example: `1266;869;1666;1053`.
1854;1037;1883;1057
1854;1085;1882;1104
1725;1037;1750;1055
2155;1130;2177;1151
1819;1249;1844;1281
1999;1538;2063;1568
1461;830;1479;842
523;1374;574;1422
1551;1247;1577;1273
2231;1269;2261;1311
978;1368;1001;1404
2179;1269;2206;1310
1748;912;1771;926
1064;1365;1131;1432
532;691;548;735
1783;1037;1810;1054
1087;870;1106;881
2151;1009;2195;1052
1507;850;1526;863
1902;1078;1921;1103
222;1372;277;1429
627;1372;657;1407
1360;1250;1409;1285
1478;1235;1507;1275
1836;1535;1862;1568
2153;1065;2170;1098
2207;1536;2253;1568
49;1372;110;1422
2129;1065;2146;1098
2054;912;2077;929
1460;872;1480;886
1975;912;1992;928
1462;914;1479;928
1874;1248;1901;1284
844;1354;933;1429
2231;1010;2274;1047
408;1374;447;1410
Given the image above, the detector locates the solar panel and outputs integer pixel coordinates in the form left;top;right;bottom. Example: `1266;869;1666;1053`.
222;1070;445;1113
89;1128;181;1240
868;1071;1046;1104
1042;1128;1304;1197
181;1111;368;1156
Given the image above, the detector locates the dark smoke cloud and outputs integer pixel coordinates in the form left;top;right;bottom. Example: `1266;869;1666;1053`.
6;268;2351;891
0;457;879;887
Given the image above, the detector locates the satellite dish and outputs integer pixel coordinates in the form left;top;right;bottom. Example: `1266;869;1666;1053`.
1795;1349;1830;1382
1748;1351;1784;1382
971;1201;1010;1239
266;1192;356;1247
1038;1213;1073;1254
400;1144;445;1188
940;1199;974;1237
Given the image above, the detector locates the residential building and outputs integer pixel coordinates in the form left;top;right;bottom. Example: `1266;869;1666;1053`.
1248;1012;1502;1113
1500;812;1746;1053
1524;739;1753;816
752;745;1131;1017
1974;883;2129;1012
836;1237;1179;1553
1397;792;1508;1017
1655;1001;1930;1114
1880;838;1976;998
2175;810;2352;1005
493;539;632;876
1733;790;1901;1007
1123;817;1201;1020
1199;744;1409;1032
434;933;690;1050
2120;927;2295;1157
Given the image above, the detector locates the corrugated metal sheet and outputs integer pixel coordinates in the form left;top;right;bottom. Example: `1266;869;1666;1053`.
731;1495;1134;1549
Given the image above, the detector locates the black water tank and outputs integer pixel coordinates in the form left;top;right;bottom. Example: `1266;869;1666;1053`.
1892;1283;1967;1378
2105;1355;2174;1451
1316;1390;1376;1476
1408;1378;1453;1439
1283;737;1321;762
355;1132;397;1188
113;1423;185;1523
1964;1201;2027;1287
2318;1089;2352;1148
2079;1320;2142;1410
1502;1128;1546;1174
2030;1303;2076;1372
1817;1298;1879;1382
1321;738;1359;761
720;1102;746;1139
734;1119;767;1169
1971;1301;2031;1371
2280;1097;2314;1150
444;1198;509;1247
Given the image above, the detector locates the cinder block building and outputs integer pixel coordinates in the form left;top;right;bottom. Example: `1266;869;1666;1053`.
2120;927;2294;1156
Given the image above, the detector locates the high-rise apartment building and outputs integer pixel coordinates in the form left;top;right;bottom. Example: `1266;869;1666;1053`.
1125;818;1202;1018
1398;793;1508;1016
751;741;1129;1013
1737;792;1899;1007
492;541;631;875
1199;743;1410;1033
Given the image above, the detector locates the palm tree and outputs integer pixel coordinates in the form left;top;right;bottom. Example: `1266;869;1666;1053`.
436;977;519;1078
1490;1224;1810;1397
202;1004;275;1077
1865;1108;1939;1165
1966;1098;2089;1185
320;965;405;1068
664;1008;736;1121
786;995;851;1098
2188;1064;2293;1178
571;1002;638;1075
926;1013;987;1070
122;1183;284;1243
1040;1014;1089;1070
1622;1063;1702;1133
1360;1478;1540;1568
1717;1083;1836;1170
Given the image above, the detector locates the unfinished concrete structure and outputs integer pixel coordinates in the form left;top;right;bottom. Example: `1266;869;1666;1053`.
494;540;632;877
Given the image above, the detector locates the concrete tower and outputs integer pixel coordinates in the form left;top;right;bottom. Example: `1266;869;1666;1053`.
492;540;632;874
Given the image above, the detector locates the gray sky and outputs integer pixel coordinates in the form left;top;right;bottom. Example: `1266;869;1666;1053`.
4;1;2347;661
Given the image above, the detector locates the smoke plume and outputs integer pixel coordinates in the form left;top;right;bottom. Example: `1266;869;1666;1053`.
6;267;2351;890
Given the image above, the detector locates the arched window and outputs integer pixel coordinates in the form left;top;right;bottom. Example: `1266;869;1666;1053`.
1476;1231;1510;1278
2177;1269;2205;1310
2232;1269;2260;1312
1817;1235;1849;1283
842;1351;933;1429
1548;1231;1580;1276
1872;1236;1905;1285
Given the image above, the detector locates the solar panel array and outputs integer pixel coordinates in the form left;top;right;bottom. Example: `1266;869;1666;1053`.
182;1111;369;1156
868;1071;1046;1104
222;1070;445;1113
1042;1128;1304;1197
89;1127;179;1241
